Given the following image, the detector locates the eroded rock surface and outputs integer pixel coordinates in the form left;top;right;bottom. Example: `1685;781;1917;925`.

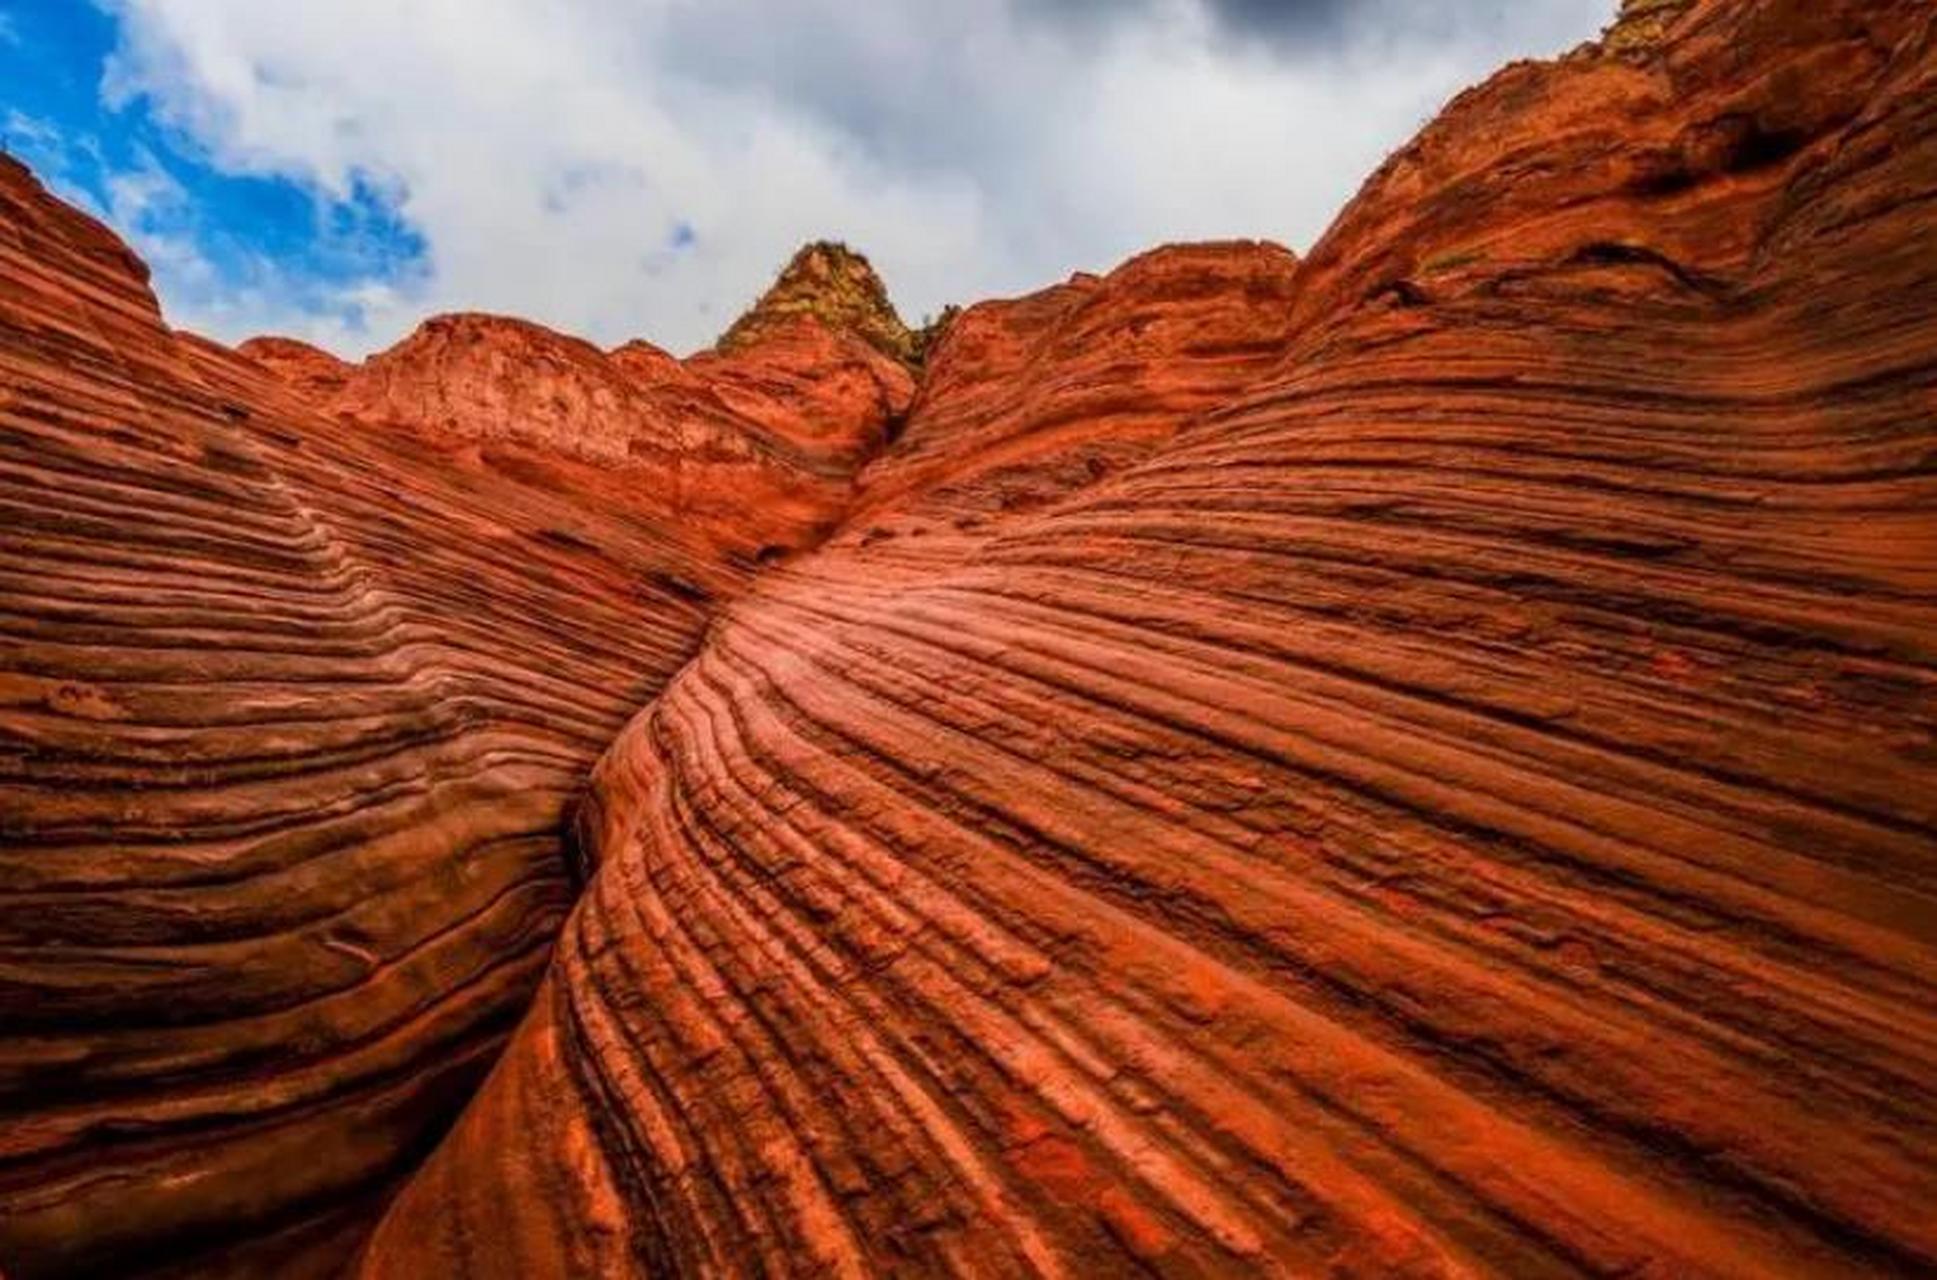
361;1;1937;1276
835;240;1302;549
244;299;914;562
717;241;922;367
4;0;1936;1276
0;154;754;1278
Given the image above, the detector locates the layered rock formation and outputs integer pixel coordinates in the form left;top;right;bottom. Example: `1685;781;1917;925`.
360;0;1937;1276
0;154;878;1276
239;261;917;562
5;0;1937;1276
834;240;1302;548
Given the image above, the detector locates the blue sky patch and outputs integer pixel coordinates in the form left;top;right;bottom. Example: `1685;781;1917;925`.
0;0;427;342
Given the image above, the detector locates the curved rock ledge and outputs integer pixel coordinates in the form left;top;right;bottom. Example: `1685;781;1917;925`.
3;0;1935;1275
0;153;787;1276
362;1;1937;1276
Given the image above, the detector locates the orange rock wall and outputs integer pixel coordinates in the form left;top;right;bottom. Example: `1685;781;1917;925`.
838;241;1301;548
362;1;1937;1276
0;154;740;1278
4;0;1936;1276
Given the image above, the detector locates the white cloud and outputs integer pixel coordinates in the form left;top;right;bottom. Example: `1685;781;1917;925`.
97;0;1610;356
4;110;73;165
1;110;399;352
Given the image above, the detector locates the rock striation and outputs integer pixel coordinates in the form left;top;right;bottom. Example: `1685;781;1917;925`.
0;153;755;1277
360;0;1937;1276
3;0;1937;1276
834;240;1302;550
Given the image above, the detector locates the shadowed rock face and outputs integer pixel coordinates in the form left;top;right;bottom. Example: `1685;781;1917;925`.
4;0;1937;1277
358;1;1937;1276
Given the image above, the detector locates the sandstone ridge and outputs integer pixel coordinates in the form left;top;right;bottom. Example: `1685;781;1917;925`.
242;298;915;562
3;0;1936;1276
0;150;745;1278
364;0;1937;1274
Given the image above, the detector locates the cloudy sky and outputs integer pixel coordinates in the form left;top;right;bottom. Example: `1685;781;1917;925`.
2;0;1610;356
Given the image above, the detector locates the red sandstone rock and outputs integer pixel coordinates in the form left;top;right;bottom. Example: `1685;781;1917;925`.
233;335;353;401
716;240;922;366
835;240;1301;548
5;0;1937;1276
244;290;913;561
360;1;1937;1276
0;153;918;1280
0;154;744;1278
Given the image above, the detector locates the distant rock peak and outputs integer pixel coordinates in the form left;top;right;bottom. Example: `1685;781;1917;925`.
716;239;924;366
1601;0;1698;57
235;334;354;400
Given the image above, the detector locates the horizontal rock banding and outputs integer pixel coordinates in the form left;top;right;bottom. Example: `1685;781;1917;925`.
362;1;1937;1276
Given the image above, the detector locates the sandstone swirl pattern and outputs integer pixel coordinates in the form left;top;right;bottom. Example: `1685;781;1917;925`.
363;2;1937;1276
0;159;903;1276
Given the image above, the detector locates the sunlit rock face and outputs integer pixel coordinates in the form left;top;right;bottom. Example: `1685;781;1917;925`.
360;0;1937;1276
716;240;923;367
834;239;1304;548
4;0;1937;1276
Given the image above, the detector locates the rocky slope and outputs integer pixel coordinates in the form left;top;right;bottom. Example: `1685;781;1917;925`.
3;0;1936;1276
0;151;850;1276
240;252;916;562
359;0;1937;1276
834;240;1302;550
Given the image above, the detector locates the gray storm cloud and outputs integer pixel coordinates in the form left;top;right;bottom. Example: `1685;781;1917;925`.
99;0;1610;355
